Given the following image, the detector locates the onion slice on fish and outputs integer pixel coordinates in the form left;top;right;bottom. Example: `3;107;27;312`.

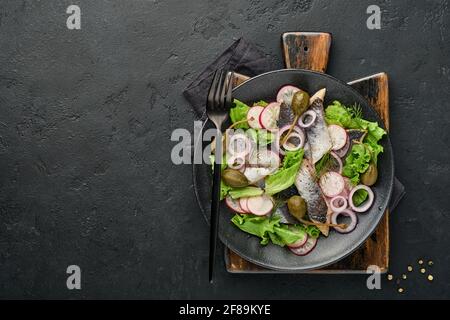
331;209;357;233
298;110;317;128
274;125;304;155
349;185;374;213
282;131;305;152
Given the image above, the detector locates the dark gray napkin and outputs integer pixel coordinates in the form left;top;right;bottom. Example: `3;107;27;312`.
183;38;405;211
183;37;273;118
389;176;405;211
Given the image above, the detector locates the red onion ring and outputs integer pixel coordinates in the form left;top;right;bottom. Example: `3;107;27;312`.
298;110;317;128
282;131;305;151
274;125;304;155
349;185;374;213
331;209;358;233
227;155;245;170
278;124;304;138
228;133;251;157
330;151;343;174
330;195;347;213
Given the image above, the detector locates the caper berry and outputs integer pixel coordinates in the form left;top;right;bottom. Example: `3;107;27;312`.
221;169;249;188
287;195;307;221
361;163;378;186
291;90;310;116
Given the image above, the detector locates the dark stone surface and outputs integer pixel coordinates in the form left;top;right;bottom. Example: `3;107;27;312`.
0;0;449;299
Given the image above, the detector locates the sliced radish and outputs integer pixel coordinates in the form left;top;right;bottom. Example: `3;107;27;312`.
289;237;318;256
334;135;350;158
276;85;300;108
328;125;348;151
287;232;308;248
247;106;264;129
239;197;250;213
225;196;247;214
319;171;345;197
259;102;280;131
246;195;274;216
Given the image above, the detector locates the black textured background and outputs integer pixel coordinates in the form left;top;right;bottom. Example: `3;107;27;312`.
0;0;449;299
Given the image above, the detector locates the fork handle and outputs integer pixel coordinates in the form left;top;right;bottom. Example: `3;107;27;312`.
209;161;221;282
209;130;223;282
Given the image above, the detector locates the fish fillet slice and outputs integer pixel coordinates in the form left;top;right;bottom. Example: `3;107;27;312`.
295;159;331;236
304;89;332;163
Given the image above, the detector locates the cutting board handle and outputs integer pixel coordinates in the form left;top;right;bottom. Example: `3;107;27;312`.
281;32;332;72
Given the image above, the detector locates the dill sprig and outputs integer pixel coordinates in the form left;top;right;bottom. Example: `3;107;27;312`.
315;152;331;177
346;103;363;119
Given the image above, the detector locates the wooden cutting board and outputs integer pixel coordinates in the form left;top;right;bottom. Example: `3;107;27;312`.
226;32;390;274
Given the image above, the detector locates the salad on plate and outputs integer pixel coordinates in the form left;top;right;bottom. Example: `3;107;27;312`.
212;85;386;256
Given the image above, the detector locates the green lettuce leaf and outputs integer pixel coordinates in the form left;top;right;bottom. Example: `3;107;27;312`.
230;99;250;129
273;224;307;245
356;118;386;141
358;120;386;165
253;100;269;107
231;214;308;247
228;186;264;199
220;184;263;201
246;128;274;146
220;181;231;200
325;101;359;128
304;225;321;239
231;214;279;245
342;144;372;185
265;149;304;195
352;188;369;206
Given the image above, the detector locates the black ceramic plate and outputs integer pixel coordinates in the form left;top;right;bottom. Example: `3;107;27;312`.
193;69;394;271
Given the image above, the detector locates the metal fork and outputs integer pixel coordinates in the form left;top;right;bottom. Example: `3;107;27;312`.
206;69;233;283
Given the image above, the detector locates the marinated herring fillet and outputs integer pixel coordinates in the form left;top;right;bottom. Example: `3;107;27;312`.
295;159;330;236
304;89;332;163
